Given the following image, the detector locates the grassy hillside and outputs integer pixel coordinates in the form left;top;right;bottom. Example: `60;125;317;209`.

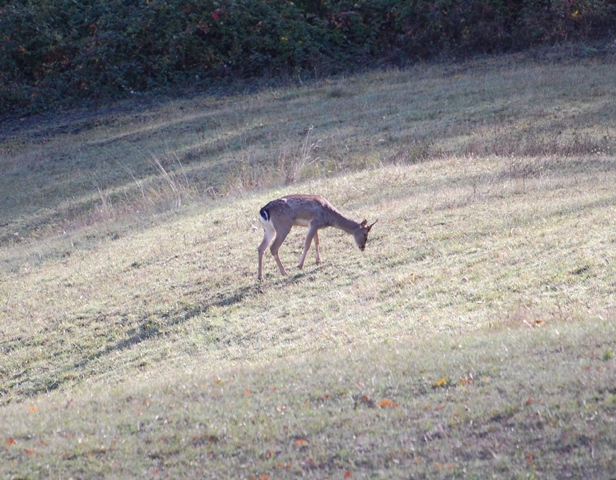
1;52;616;477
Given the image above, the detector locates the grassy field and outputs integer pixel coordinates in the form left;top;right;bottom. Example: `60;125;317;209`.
1;49;616;478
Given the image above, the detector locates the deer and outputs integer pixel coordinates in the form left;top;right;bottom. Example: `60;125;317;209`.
257;194;377;280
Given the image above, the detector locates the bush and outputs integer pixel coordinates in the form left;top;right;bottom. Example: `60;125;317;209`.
1;0;614;115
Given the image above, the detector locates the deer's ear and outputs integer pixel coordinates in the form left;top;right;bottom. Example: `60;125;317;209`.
368;219;378;230
360;219;368;227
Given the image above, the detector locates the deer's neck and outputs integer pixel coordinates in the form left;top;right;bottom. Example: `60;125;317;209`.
326;208;360;233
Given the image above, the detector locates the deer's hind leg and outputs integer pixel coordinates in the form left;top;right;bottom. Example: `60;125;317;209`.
269;224;292;276
258;220;276;280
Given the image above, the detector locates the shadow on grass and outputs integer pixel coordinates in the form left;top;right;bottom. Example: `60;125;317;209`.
4;283;264;404
6;269;329;404
259;263;325;284
70;267;319;370
81;284;261;363
8;264;330;406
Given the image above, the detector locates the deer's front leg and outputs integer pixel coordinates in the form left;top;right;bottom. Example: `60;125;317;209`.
314;231;321;264
298;225;318;269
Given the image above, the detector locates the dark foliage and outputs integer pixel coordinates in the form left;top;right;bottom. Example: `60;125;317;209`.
1;0;614;115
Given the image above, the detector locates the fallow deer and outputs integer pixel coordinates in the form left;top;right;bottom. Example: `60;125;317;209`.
257;194;376;280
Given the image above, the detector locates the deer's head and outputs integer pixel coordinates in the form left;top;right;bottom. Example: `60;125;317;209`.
354;219;377;251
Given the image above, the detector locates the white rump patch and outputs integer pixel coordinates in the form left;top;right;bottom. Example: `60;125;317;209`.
260;215;275;233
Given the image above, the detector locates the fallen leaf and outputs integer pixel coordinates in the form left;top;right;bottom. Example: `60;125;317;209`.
28;406;37;413
345;471;352;478
6;438;16;445
433;377;448;388
378;399;399;408
294;438;309;447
